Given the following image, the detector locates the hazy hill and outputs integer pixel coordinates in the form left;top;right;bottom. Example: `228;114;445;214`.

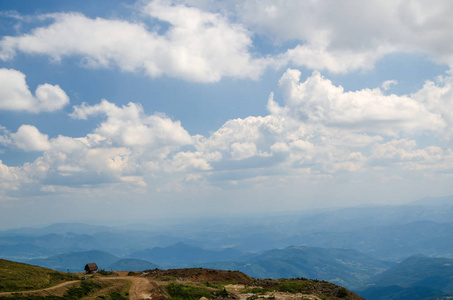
28;250;161;273
410;195;453;206
2;198;453;261
29;250;119;272
0;232;99;260
356;255;453;299
197;245;392;289
108;258;159;271
0;243;49;262
358;285;448;300
366;255;453;292
0;223;113;236
130;242;243;268
290;220;453;261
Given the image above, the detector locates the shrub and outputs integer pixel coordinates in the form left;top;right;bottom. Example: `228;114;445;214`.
337;287;348;298
98;269;115;276
214;288;229;297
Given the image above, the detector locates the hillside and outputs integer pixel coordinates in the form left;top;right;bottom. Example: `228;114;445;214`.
28;250;161;273
29;250;119;272
0;259;72;292
109;258;159;271
198;245;391;289
358;285;449;300
365;255;453;292
356;255;453;299
290;220;453;261
130;242;242;268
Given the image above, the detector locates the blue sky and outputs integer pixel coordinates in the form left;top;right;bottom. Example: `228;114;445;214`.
0;0;453;228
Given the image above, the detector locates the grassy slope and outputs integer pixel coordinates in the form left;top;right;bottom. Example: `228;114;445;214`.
0;279;129;300
0;259;72;292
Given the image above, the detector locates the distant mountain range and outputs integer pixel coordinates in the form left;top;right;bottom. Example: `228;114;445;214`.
24;243;453;297
28;250;159;272
130;242;242;268
289;220;453;261
24;243;390;290
2;196;453;299
2;201;453;262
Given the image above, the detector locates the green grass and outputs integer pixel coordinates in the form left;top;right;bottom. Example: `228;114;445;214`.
0;281;102;300
96;291;129;300
202;281;230;289
243;287;265;294
244;278;360;299
166;283;213;300
0;295;62;299
64;281;100;299
97;269;115;276
155;275;179;281
0;259;73;292
275;279;311;293
107;291;128;300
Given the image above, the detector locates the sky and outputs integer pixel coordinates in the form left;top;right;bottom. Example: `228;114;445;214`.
0;0;453;229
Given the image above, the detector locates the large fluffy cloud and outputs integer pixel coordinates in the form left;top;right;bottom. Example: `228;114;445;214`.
1;69;453;200
275;69;446;135
2;1;452;77
190;68;453;182
412;73;453;136
0;1;267;82
0;68;69;112
192;0;453;72
70;99;193;150
0;98;197;195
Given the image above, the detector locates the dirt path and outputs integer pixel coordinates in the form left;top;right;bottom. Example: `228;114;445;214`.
124;277;153;300
0;276;153;300
0;280;79;296
101;277;153;300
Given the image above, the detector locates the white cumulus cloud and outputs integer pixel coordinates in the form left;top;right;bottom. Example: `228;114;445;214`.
275;69;446;136
2;68;453;199
0;1;268;82
222;0;453;72
71;99;193;149
11;125;51;151
0;68;69;113
411;73;453;136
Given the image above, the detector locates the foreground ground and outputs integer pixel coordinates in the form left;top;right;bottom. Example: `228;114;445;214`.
0;267;364;300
